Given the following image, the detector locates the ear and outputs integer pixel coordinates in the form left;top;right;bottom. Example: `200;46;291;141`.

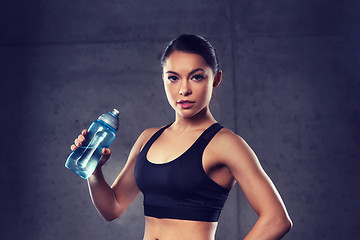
213;70;222;88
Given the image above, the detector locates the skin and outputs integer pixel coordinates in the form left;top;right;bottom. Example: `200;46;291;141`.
71;51;292;239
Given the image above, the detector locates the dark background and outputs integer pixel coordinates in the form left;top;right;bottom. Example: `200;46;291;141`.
1;0;359;239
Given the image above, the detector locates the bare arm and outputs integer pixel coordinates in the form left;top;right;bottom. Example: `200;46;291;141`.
72;129;153;221
86;137;141;221
87;163;125;221
218;130;293;239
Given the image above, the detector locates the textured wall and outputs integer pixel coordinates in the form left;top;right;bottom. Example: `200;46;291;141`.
1;1;359;239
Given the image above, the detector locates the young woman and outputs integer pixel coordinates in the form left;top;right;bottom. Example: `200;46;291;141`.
71;34;292;240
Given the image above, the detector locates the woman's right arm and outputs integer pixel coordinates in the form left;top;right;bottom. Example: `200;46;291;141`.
81;129;153;221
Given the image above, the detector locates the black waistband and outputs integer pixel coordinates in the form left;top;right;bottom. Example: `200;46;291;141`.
144;204;221;222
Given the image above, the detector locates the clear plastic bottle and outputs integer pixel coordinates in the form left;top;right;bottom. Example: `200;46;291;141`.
65;109;119;179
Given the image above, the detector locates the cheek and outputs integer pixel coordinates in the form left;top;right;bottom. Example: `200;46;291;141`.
164;82;173;93
197;83;213;101
163;82;178;102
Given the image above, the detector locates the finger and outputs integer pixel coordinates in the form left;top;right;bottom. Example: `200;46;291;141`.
70;144;77;151
81;129;87;135
74;139;82;147
78;134;85;142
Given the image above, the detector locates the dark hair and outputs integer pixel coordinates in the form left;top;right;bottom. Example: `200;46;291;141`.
161;34;220;74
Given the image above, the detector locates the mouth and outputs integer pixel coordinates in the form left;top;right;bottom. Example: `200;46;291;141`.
177;100;195;109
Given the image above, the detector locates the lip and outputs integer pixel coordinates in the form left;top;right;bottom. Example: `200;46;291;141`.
177;100;195;109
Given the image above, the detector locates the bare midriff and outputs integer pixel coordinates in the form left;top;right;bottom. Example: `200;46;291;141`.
143;216;218;240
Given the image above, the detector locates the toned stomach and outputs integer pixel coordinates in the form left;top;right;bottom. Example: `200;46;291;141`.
143;216;218;240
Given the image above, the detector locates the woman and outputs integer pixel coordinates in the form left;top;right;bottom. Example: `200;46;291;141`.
71;34;292;239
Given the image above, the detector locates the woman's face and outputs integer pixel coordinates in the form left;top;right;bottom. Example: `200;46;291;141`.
162;51;221;119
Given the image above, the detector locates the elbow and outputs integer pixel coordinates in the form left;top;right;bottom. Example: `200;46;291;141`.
287;217;294;231
259;213;293;237
104;215;118;222
104;216;115;222
103;212;122;222
283;218;293;233
101;207;125;222
275;215;293;235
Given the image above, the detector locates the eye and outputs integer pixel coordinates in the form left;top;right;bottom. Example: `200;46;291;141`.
191;74;204;81
168;75;179;82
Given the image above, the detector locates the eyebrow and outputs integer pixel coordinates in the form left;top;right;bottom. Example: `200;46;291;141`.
166;68;205;78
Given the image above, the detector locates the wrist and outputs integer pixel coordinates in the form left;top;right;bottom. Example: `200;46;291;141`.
93;166;103;176
88;166;103;181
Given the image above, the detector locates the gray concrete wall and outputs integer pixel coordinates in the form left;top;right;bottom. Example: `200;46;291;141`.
1;1;359;239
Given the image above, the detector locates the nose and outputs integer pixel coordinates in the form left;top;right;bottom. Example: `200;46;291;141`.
179;80;191;96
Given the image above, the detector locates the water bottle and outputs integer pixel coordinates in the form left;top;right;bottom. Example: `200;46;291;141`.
65;109;120;179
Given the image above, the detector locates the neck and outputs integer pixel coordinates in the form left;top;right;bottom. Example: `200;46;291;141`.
173;106;216;130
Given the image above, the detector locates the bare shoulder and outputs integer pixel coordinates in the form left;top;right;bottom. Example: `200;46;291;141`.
213;127;250;152
138;127;161;140
125;125;164;164
135;125;164;151
211;127;258;167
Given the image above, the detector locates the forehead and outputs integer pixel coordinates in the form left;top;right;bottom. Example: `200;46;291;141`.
163;51;209;72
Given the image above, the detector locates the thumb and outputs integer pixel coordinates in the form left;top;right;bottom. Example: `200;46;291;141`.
98;148;111;167
102;148;111;156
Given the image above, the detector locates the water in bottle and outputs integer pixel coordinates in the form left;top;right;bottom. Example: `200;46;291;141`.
65;109;119;179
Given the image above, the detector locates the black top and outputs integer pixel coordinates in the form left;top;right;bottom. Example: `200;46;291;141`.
134;123;230;222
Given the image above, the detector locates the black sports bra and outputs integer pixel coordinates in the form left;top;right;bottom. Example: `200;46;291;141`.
134;123;230;222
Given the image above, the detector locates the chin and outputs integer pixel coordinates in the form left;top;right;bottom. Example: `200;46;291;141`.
176;108;201;118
